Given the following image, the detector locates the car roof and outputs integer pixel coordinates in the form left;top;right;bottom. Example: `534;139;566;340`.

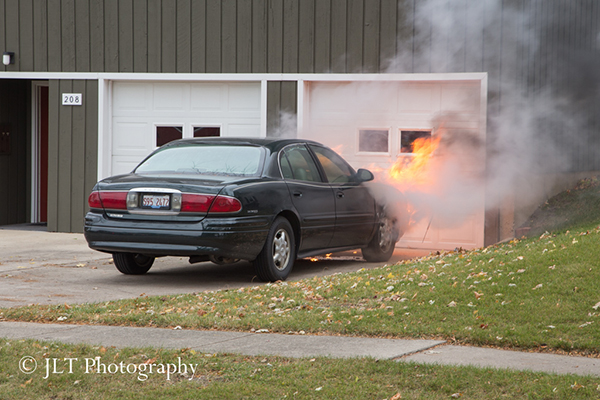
165;137;322;152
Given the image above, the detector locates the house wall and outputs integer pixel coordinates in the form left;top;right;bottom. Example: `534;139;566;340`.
46;79;98;233
0;0;599;241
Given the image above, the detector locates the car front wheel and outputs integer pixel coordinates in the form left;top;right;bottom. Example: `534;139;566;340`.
361;213;399;263
253;217;296;282
113;253;155;275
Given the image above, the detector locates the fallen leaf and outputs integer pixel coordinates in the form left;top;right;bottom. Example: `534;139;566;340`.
391;393;402;400
474;291;483;299
532;284;543;290
447;301;457;307
592;302;600;310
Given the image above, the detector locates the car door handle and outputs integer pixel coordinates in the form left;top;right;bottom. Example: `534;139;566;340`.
293;191;303;198
336;191;344;198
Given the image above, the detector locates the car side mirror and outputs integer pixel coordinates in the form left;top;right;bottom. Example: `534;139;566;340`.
355;168;374;182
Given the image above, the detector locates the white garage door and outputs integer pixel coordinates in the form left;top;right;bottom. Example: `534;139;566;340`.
110;81;262;176
300;79;486;251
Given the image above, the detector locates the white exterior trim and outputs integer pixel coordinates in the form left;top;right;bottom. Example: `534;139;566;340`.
0;71;487;82
29;81;49;223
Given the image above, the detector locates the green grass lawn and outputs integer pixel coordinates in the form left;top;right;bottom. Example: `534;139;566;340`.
3;224;599;354
1;339;599;399
2;177;600;398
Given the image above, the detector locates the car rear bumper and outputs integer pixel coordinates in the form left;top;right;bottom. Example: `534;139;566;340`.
84;212;271;260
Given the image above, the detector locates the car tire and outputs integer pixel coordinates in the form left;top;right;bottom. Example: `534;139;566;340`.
253;217;296;282
113;253;155;275
361;212;399;263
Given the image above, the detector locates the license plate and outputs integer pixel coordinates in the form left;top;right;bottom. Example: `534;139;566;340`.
141;194;171;210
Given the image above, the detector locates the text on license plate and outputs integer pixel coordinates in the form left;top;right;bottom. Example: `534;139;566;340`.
142;194;170;209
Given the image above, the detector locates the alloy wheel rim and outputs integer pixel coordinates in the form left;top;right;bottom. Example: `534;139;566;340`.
272;228;291;271
378;218;394;250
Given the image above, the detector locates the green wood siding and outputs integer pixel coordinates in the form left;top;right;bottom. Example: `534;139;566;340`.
47;80;98;233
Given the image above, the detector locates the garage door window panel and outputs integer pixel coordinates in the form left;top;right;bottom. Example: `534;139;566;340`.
358;129;390;154
400;130;432;153
156;126;183;147
194;127;221;137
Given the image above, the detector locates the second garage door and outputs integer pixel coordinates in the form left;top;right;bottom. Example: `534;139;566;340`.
110;81;262;176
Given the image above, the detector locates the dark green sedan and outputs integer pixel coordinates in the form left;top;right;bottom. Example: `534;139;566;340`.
84;137;404;282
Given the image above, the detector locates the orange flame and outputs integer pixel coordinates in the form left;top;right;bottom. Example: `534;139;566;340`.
388;136;441;187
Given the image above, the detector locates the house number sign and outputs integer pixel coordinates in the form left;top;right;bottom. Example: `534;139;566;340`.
62;93;83;106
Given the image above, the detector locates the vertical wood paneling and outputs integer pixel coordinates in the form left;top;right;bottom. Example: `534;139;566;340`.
176;0;191;73
104;0;119;72
147;0;162;72
363;0;380;72
133;0;148;72
396;0;414;72
75;0;90;71
206;0;222;72
380;0;397;72
252;0;268;72
267;0;283;72
46;81;60;231
161;1;177;73
70;80;86;232
298;0;314;72
19;0;34;71
330;0;347;72
118;0;134;72
191;0;206;72
84;80;99;213
61;0;76;71
412;0;430;73
4;0;20;69
314;0;331;72
32;0;48;71
465;0;483;72
237;0;253;72
47;0;62;71
282;0;299;73
89;0;104;71
56;80;73;232
346;0;363;72
222;0;237;73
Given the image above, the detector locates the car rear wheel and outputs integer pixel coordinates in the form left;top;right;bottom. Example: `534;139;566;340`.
253;217;296;282
361;213;399;263
113;253;155;275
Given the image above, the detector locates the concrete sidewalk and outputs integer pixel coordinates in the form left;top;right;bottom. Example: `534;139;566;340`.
1;321;599;377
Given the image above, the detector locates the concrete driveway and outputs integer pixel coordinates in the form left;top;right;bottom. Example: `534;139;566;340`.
0;224;430;307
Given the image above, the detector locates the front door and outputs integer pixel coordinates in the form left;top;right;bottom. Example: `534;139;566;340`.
281;145;336;251
309;144;375;248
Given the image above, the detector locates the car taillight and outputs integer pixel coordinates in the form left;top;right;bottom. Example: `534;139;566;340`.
88;191;128;210
180;193;241;214
181;193;213;213
88;192;102;208
208;195;242;213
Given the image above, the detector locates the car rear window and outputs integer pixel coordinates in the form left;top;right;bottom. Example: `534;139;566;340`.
134;145;264;177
